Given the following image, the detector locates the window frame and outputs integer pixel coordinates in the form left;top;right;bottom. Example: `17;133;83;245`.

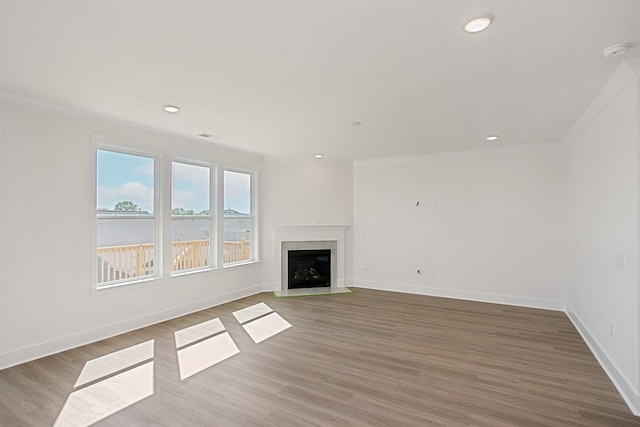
170;159;215;275
91;136;260;292
94;145;161;289
222;168;256;266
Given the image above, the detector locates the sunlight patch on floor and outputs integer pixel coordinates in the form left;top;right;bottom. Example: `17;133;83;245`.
241;312;292;344
73;340;154;388
54;304;292;424
232;302;273;324
174;317;226;349
55;347;154;427
176;331;240;380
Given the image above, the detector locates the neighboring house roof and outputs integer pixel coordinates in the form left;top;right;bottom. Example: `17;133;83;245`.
97;217;250;247
223;208;249;216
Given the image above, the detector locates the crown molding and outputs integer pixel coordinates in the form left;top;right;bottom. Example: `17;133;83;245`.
0;90;263;161
562;59;640;144
353;141;564;166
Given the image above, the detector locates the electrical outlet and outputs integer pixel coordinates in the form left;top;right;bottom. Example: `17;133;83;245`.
610;323;614;337
616;254;625;269
416;268;423;275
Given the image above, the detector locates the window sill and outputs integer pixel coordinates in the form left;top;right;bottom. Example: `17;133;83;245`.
92;277;156;294
171;267;213;278
92;261;261;294
223;260;261;269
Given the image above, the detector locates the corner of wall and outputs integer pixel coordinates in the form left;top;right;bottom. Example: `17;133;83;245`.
566;304;640;416
262;282;279;292
563;60;639;145
624;58;640;77
563;58;640;417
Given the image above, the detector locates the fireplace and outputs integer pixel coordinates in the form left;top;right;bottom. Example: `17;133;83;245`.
287;249;331;289
273;225;347;292
280;239;338;290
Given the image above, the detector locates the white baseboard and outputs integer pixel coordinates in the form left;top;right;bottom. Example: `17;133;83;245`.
4;279;637;418
0;284;264;370
262;281;279;292
566;304;640;416
353;281;639;416
351;280;565;311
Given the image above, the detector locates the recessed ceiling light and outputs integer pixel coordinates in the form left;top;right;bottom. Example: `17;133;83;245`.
486;135;499;141
314;154;324;159
464;15;493;33
163;105;180;113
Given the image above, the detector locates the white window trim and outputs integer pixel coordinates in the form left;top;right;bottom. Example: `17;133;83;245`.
222;168;257;265
93;143;161;290
170;159;215;275
90;135;260;293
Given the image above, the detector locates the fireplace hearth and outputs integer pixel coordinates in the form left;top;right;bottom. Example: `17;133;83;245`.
287;249;331;289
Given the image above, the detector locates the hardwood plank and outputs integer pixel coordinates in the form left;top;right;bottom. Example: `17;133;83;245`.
0;288;638;426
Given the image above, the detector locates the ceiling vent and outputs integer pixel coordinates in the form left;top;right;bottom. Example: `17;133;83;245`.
602;44;629;58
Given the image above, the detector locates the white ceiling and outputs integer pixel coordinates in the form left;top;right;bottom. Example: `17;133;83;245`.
1;0;639;161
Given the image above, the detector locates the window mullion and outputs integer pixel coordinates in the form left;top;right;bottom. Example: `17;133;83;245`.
216;167;225;266
211;165;217;268
160;155;171;278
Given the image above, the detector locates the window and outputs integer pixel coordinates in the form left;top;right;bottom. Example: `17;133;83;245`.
223;170;253;264
94;144;258;289
172;161;211;272
96;149;156;286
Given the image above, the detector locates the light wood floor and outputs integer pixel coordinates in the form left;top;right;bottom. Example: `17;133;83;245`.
1;288;638;426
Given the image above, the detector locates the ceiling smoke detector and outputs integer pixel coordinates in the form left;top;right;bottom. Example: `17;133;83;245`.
602;44;629;58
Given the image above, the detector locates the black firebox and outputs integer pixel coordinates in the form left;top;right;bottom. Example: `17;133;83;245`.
287;249;331;289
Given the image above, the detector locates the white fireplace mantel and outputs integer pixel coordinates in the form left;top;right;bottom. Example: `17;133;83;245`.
273;225;348;290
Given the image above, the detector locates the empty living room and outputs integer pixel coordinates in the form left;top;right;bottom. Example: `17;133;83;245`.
1;1;640;426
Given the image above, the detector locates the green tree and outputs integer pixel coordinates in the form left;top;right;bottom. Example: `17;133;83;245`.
172;207;194;216
115;200;139;211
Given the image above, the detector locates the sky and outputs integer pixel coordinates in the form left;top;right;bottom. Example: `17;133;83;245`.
97;150;251;214
172;161;210;213
223;170;251;214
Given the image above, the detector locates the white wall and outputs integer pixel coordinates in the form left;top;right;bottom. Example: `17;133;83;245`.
260;158;353;289
2;62;639;416
0;96;264;369
352;144;567;310
564;60;640;415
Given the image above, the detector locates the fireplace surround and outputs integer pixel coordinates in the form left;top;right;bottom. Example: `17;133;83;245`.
272;225;347;291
